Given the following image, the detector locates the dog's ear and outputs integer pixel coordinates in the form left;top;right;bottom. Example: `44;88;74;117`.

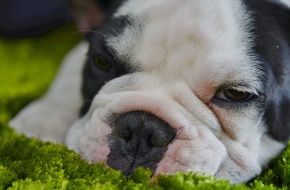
267;1;290;40
263;2;290;143
244;0;290;142
68;0;117;31
246;1;290;142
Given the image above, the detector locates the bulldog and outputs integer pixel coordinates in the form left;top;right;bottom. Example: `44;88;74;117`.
10;0;290;183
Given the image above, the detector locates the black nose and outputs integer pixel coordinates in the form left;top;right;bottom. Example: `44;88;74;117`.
107;111;176;175
114;111;176;147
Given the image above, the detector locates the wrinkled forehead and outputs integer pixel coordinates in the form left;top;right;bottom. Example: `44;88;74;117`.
104;0;262;90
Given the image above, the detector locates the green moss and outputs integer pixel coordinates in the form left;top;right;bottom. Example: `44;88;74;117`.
0;26;289;190
0;26;80;124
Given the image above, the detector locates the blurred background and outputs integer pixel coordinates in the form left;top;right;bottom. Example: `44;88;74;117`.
0;0;82;124
0;0;72;37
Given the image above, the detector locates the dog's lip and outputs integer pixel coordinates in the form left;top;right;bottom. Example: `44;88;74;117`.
154;132;227;176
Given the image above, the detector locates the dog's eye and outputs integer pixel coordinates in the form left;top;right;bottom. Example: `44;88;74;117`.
217;89;253;102
93;56;112;72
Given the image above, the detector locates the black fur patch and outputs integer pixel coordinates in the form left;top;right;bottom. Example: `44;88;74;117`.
80;16;132;116
244;0;290;142
95;0;127;16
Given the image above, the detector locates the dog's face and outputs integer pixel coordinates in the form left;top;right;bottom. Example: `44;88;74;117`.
67;0;290;183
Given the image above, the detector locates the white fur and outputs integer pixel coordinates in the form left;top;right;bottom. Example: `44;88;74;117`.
281;0;290;7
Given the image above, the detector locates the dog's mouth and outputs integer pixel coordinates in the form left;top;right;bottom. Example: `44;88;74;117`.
67;89;264;183
71;91;226;177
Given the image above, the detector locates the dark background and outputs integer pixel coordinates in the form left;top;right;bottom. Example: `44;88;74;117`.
0;0;71;38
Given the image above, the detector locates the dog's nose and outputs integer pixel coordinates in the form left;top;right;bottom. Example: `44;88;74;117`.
113;111;176;148
107;111;176;175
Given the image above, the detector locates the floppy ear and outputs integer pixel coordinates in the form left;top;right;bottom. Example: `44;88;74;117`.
68;0;117;31
263;2;290;142
266;1;290;41
245;0;290;142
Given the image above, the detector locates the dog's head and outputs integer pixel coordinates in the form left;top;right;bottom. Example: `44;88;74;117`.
67;0;290;183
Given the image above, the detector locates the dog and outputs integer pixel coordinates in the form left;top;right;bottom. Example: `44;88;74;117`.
10;0;290;183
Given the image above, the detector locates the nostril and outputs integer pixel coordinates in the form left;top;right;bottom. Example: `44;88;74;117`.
113;112;138;141
150;127;176;147
113;124;132;141
113;111;176;147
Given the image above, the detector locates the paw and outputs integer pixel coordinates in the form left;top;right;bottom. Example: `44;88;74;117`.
9;100;76;144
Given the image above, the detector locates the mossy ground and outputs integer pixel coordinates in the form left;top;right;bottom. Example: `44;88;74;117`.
0;26;289;190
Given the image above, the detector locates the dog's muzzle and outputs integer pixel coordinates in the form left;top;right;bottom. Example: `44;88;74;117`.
107;111;176;175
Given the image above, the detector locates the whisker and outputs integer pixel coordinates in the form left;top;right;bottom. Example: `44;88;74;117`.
253;113;264;129
176;127;184;136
